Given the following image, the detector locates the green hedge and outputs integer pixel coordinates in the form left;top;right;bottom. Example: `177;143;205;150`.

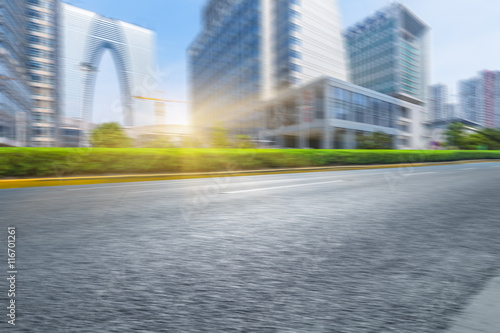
1;148;500;178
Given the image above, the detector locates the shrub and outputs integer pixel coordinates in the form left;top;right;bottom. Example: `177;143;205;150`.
0;148;499;178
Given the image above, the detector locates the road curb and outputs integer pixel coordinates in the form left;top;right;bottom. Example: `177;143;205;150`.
0;159;498;189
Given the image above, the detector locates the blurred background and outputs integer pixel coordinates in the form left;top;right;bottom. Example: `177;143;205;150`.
1;0;500;150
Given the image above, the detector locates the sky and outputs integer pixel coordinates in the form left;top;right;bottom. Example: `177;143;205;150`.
67;0;500;125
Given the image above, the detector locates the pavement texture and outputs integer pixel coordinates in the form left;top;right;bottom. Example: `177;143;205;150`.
0;161;499;332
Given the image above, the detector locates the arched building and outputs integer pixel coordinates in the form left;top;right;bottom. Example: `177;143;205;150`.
60;3;157;146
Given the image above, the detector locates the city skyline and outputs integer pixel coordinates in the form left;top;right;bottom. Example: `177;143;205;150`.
70;0;500;126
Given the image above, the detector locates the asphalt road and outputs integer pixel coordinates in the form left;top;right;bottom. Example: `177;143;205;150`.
1;161;500;332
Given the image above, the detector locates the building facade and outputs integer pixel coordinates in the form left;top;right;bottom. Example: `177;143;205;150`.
345;3;430;106
459;70;500;128
445;103;457;120
429;84;448;120
60;3;157;145
26;0;60;147
252;76;427;149
189;0;347;132
459;77;480;124
0;0;32;146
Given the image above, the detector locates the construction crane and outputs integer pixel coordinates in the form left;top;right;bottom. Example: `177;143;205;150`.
132;94;189;132
132;96;189;104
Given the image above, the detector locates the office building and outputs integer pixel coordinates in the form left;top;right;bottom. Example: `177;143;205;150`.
253;76;427;149
429;84;448;120
459;70;500;128
26;0;60;147
0;0;32;146
189;0;348;132
60;3;157;145
345;3;430;106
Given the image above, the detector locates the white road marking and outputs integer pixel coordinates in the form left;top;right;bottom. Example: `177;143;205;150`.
464;168;478;170
224;180;344;194
65;174;349;191
406;172;437;176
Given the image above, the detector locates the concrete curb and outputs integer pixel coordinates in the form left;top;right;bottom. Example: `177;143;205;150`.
0;159;499;189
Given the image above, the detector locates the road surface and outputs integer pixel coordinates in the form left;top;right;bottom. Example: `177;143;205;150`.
1;161;500;332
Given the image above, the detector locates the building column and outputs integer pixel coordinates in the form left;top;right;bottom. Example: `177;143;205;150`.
299;128;308;149
322;126;334;149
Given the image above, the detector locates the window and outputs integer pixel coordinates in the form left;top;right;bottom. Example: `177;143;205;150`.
289;23;301;32
290;36;302;46
289;9;301;19
26;9;42;19
334;88;351;102
290;50;302;59
353;93;367;106
28;61;53;72
290;63;302;72
398;137;409;146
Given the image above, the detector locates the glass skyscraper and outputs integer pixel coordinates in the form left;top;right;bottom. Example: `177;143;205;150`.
189;0;347;132
345;3;430;106
0;0;32;146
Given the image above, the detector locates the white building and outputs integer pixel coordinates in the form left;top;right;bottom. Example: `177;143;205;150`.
459;70;500;128
60;3;157;146
429;84;448;120
252;76;427;149
26;0;60;147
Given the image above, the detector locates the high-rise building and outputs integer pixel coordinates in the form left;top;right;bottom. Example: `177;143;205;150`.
459;70;500;128
459;77;480;123
59;3;157;146
0;0;32;147
189;0;348;131
26;0;60;147
495;73;500;128
429;84;448;120
445;103;457;120
344;3;430;106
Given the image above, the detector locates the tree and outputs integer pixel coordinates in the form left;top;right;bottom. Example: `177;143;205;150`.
90;122;132;148
235;135;256;149
357;131;393;149
475;128;500;150
138;135;175;148
181;136;203;148
443;123;500;150
444;122;468;149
